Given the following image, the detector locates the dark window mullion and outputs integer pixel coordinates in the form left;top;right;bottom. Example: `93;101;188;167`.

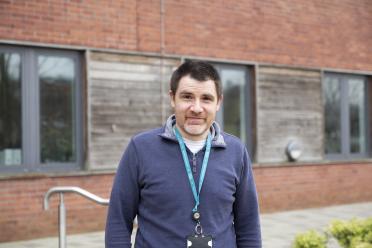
214;65;224;129
244;67;252;156
361;78;369;157
33;50;41;168
24;49;41;170
74;54;83;168
22;49;33;170
341;77;350;157
366;80;371;156
20;48;27;169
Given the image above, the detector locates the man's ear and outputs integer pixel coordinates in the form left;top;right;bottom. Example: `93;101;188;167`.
169;90;175;108
216;94;223;111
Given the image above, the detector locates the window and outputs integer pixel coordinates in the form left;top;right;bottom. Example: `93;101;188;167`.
0;45;82;173
323;72;371;159
213;63;254;157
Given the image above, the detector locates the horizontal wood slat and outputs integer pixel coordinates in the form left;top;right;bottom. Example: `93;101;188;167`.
257;66;323;163
88;52;179;168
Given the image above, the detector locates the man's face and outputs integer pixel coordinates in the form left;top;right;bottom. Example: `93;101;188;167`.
170;75;222;141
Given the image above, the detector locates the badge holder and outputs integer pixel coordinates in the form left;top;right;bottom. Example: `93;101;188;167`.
186;213;213;248
186;224;212;248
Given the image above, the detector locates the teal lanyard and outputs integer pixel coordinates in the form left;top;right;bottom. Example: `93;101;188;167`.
174;127;212;213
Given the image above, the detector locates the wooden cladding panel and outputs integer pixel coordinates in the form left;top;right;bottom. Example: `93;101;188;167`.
257;66;323;163
88;52;179;168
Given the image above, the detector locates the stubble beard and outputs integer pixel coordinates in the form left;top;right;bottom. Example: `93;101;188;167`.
183;123;209;139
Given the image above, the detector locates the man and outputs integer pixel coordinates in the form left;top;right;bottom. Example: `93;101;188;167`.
105;61;261;248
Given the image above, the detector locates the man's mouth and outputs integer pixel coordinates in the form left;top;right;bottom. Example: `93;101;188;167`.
187;117;204;125
186;117;205;125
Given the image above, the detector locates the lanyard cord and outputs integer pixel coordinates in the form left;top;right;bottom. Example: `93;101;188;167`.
174;127;212;213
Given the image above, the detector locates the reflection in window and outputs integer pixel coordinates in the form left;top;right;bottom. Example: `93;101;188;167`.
323;73;368;159
349;78;365;154
0;52;22;166
39;56;76;163
323;76;341;154
220;69;246;142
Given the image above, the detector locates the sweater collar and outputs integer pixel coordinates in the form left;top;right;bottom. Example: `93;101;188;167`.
159;115;226;148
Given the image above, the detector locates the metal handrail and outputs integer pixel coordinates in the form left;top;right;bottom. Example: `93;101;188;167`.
43;186;109;248
44;186;109;210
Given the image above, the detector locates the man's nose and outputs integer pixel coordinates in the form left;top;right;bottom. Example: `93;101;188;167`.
190;100;203;113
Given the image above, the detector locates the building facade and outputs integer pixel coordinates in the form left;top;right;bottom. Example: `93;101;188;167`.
0;0;372;242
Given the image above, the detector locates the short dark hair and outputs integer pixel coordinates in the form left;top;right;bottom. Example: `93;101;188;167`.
170;60;222;98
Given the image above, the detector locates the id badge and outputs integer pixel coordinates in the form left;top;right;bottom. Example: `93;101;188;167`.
186;234;213;248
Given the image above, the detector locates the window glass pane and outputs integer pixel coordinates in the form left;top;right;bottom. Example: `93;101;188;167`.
323;76;341;154
0;52;22;166
220;69;246;141
348;78;366;153
39;55;76;163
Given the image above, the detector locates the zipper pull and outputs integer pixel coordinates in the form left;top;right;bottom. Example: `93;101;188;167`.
192;153;197;173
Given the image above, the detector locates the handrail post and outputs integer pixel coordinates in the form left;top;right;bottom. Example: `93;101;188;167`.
43;186;110;248
59;193;66;248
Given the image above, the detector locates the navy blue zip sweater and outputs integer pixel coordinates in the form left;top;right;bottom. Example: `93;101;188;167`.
105;116;261;248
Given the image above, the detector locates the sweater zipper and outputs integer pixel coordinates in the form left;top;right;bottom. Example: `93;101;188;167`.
192;153;197;174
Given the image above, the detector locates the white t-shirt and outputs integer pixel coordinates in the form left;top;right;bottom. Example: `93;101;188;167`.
183;138;206;154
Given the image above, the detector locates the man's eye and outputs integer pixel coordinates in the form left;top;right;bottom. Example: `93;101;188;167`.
182;95;192;100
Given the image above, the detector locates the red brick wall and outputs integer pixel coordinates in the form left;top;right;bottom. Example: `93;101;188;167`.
164;0;372;71
0;174;113;242
1;163;372;242
255;163;372;212
1;0;371;71
0;0;141;50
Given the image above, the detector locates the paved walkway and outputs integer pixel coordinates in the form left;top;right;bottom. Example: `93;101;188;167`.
1;202;371;248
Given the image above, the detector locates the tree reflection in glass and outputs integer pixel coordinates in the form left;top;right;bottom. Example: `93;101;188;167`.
348;78;365;154
38;55;76;163
220;69;246;142
323;76;341;154
0;52;22;166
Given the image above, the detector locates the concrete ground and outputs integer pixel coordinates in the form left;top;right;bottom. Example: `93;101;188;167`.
1;201;371;248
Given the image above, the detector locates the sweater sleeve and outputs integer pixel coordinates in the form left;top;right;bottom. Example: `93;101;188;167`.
105;139;140;248
233;148;262;248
